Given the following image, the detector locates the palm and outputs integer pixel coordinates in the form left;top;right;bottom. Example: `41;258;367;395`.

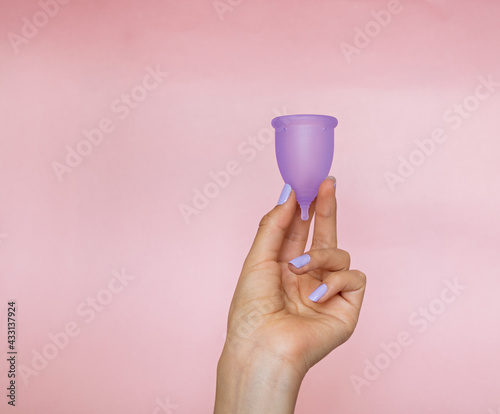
230;260;358;374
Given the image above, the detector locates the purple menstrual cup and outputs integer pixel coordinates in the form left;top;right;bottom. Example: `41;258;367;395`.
272;114;338;220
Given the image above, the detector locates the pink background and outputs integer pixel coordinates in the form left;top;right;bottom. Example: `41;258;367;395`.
1;0;500;412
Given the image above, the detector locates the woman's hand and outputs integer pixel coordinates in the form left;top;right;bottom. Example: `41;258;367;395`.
214;177;366;414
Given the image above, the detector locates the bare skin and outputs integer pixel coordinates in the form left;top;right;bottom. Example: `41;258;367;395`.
214;177;366;414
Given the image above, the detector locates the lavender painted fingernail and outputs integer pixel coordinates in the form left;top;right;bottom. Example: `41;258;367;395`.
309;283;327;302
326;175;336;189
289;254;311;269
277;184;292;205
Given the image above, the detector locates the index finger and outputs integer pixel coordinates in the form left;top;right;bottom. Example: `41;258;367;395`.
311;176;337;250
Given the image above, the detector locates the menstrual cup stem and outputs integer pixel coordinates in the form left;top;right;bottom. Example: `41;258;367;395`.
300;203;310;220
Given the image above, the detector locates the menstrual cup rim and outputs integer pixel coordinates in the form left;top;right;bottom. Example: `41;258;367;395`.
271;114;338;129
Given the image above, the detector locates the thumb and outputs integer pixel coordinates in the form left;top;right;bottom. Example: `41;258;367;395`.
243;184;297;269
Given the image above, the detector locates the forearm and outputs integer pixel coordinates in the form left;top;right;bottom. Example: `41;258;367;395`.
214;344;304;414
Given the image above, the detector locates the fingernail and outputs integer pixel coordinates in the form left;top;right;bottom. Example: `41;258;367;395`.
326;175;336;189
289;254;311;269
309;283;327;302
277;183;292;205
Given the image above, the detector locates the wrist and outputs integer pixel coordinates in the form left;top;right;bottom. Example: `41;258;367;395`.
214;342;305;414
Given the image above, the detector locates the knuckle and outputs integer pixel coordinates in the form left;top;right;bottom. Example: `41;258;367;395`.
316;248;331;260
338;249;351;268
332;248;350;269
258;213;273;228
311;239;331;250
285;230;304;243
355;270;367;284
